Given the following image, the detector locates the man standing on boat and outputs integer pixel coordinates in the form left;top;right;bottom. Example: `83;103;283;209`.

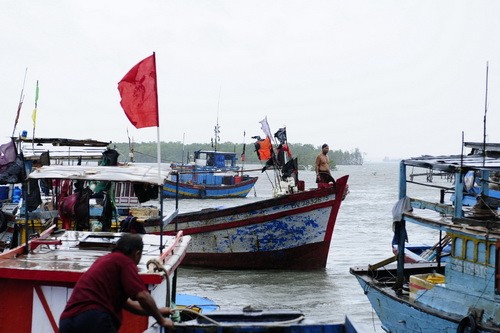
316;144;335;188
59;233;174;333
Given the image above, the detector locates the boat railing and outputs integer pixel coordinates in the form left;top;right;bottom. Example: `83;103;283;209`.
0;224;58;259
409;198;454;216
406;179;454;191
158;230;183;262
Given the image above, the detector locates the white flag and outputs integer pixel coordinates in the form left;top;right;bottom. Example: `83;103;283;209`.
259;117;272;139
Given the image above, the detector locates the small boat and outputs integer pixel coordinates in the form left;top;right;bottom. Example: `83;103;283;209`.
148;308;367;333
350;141;500;332
164;116;258;199
164;149;258;199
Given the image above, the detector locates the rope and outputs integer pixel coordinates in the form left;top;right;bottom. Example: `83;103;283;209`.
147;258;167;274
171;307;220;325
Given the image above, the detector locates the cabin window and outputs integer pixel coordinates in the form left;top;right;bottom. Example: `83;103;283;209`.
466;240;475;261
477;242;486;263
453;237;463;258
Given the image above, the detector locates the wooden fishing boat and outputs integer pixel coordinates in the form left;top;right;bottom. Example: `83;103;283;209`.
0;225;190;333
350;141;500;332
155;175;349;270
164;150;258;199
0;161;195;332
156;120;349;270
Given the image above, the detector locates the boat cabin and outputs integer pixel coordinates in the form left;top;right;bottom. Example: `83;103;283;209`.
169;150;244;187
192;150;239;169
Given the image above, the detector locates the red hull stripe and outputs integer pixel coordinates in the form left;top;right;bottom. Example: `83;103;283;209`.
172;198;335;235
0;267;164;285
34;285;58;333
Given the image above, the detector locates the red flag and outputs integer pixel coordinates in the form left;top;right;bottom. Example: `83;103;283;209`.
118;53;159;128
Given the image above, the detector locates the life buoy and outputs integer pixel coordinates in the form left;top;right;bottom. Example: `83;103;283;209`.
457;315;477;333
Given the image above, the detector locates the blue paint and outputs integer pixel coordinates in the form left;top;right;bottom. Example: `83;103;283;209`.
352;149;500;332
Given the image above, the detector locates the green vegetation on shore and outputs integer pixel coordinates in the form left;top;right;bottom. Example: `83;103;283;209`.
111;141;364;166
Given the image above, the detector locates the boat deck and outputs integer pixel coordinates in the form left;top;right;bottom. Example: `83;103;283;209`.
0;229;189;285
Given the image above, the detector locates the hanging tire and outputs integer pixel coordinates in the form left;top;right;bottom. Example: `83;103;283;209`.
457;315;477;333
198;187;206;199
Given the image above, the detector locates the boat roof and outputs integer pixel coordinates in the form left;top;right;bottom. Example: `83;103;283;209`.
403;143;500;173
464;141;500;152
28;164;168;185
16;137;110;147
16;137;111;161
195;150;237;156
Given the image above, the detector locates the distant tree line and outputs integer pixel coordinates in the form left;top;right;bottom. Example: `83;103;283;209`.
110;141;364;167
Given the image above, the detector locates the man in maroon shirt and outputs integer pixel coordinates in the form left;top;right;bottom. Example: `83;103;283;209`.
59;233;174;333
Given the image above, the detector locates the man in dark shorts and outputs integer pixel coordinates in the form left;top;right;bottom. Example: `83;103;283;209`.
59;233;174;333
315;143;335;188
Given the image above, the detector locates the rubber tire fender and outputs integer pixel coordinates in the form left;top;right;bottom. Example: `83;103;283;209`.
198;187;206;199
457;315;477;333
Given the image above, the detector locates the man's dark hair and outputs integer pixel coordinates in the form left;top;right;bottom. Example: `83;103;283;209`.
113;233;143;255
322;144;328;149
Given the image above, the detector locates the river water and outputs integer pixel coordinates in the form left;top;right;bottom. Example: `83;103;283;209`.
166;162;441;332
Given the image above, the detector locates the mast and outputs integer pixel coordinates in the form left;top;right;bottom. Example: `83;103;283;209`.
213;86;221;152
483;61;489;167
127;128;134;162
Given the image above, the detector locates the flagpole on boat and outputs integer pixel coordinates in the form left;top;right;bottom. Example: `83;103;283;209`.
151;52;165;254
31;81;39;151
11;67;28;138
117;51;170;261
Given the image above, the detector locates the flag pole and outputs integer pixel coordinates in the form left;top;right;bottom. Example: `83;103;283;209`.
152;52;162;186
31;80;39;151
152;52;164;253
12;68;28;138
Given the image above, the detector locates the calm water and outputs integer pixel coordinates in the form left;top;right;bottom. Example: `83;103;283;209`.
165;162;440;332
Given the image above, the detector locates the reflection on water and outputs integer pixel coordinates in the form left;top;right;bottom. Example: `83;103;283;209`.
172;163;440;332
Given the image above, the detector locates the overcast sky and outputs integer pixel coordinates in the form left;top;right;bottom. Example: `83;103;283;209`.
2;1;500;161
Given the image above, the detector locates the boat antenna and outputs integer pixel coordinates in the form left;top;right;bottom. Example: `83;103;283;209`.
460;131;464;168
241;130;246;171
182;132;185;165
214;86;221;152
12;67;28;138
127;128;134;162
482;61;489;167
